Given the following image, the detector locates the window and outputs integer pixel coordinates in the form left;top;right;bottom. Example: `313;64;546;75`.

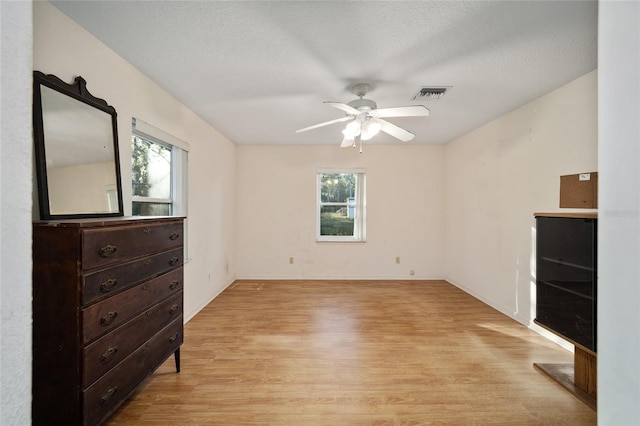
317;168;365;242
131;118;188;217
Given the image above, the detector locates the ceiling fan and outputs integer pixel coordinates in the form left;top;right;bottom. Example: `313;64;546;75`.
295;83;429;150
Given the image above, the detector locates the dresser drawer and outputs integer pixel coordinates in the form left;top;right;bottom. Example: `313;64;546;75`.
82;220;183;269
83;248;183;305
83;291;183;386
82;267;183;342
82;318;183;426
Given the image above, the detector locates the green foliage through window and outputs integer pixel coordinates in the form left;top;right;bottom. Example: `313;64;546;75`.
320;173;355;203
132;135;172;216
320;212;354;236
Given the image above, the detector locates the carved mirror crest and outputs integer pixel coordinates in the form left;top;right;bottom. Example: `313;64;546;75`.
33;71;124;220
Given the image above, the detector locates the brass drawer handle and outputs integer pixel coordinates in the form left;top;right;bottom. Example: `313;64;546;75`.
142;258;152;266
100;311;118;326
169;257;180;266
98;244;117;258
100;386;118;406
169;232;180;241
142;227;151;234
100;347;118;364
169;332;179;344
169;304;180;315
99;278;118;293
169;280;180;290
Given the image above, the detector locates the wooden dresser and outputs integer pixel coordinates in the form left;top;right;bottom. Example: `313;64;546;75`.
32;216;184;425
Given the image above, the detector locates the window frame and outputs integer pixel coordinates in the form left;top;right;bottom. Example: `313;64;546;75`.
316;168;366;243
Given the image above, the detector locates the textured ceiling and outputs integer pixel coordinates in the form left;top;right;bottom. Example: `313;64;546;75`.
50;1;597;146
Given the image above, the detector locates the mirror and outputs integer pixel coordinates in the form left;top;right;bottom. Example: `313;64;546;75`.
33;71;124;220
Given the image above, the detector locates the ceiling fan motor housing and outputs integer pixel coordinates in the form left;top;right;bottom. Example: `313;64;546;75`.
348;98;377;112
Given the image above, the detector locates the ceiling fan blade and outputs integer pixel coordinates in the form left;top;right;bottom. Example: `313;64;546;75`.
373;105;430;118
379;119;415;142
324;101;361;116
295;116;353;133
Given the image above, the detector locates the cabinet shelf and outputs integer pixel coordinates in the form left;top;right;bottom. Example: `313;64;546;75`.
540;256;594;272
538;280;594;301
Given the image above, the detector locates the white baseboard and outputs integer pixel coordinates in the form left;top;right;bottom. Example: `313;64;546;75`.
234;275;446;281
444;276;529;326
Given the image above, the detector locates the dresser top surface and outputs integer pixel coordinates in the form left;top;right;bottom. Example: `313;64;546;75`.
34;216;184;229
534;212;597;219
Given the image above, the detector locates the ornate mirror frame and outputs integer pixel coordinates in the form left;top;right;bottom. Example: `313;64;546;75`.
33;71;124;220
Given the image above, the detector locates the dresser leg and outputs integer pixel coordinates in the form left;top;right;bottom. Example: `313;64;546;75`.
174;348;181;373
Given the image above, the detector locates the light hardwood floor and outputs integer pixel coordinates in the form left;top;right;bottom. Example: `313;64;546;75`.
108;280;596;425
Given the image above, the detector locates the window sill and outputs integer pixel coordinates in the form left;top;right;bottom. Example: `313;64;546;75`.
316;239;366;244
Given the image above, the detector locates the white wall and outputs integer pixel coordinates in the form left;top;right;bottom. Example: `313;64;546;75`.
236;144;445;279
33;1;237;321
598;1;640;423
444;71;598;324
0;2;33;424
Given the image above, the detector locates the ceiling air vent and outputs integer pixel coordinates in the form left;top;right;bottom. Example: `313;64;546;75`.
411;87;451;101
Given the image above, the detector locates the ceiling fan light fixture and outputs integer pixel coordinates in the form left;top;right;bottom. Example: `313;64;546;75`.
342;120;361;139
360;119;382;140
340;137;355;148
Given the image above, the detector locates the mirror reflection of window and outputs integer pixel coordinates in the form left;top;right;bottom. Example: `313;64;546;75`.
106;185;117;212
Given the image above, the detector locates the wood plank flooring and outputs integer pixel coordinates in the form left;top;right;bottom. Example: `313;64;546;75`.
107;280;596;425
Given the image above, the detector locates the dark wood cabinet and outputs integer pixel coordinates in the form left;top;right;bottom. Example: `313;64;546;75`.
33;216;184;425
533;212;597;409
535;214;597;352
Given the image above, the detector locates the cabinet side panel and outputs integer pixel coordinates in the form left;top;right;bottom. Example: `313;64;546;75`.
32;225;83;425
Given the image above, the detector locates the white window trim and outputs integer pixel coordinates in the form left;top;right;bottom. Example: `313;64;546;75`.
133;118;191;152
171;147;188;217
316;168;366;243
131;196;172;204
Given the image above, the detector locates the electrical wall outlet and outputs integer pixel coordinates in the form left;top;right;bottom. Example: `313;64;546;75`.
395;256;400;264
289;257;294;264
